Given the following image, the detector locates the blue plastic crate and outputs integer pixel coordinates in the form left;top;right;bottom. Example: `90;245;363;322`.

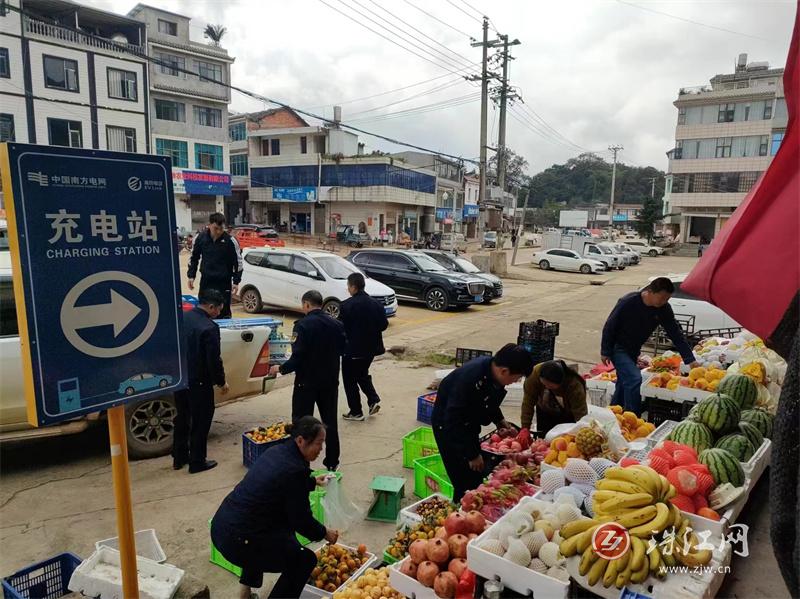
2;553;81;599
416;392;436;424
619;589;651;599
242;432;287;468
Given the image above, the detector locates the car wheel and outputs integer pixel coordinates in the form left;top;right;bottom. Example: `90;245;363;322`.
159;379;168;388
482;292;493;304
125;396;177;459
618;265;626;270
241;288;263;314
125;386;135;396
649;249;658;257
539;260;550;270
580;264;592;274
322;299;341;319
425;287;449;311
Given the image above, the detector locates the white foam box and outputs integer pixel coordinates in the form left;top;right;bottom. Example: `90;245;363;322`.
388;559;439;599
95;529;166;564
300;544;377;598
466;496;569;599
397;493;454;529
68;546;183;599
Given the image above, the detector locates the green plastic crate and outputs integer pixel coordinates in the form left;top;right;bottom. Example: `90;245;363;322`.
402;427;439;469
413;454;453;500
208;519;243;577
382;548;399;565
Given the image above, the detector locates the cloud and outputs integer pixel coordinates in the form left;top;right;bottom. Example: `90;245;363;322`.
91;0;794;174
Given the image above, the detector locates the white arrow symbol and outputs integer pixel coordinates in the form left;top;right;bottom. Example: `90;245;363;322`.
68;289;142;337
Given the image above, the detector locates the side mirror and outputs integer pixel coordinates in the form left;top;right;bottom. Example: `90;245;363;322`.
308;270;320;279
408;265;419;272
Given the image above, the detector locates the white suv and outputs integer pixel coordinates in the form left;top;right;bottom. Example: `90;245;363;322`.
626;240;665;257
239;248;398;318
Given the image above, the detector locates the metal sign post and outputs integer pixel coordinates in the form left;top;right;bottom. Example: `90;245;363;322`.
0;143;187;598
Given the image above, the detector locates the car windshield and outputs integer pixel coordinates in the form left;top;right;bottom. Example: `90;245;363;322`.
485;232;497;239
315;256;359;279
599;246;613;254
411;254;448;272
454;258;481;273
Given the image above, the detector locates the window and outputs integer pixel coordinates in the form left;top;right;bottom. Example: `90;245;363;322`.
0;113;14;142
351;253;370;266
300;136;308;154
156;52;184;77
244;252;264;266
0;48;9;78
371;253;411;269
271;138;280;156
194;106;222;128
717;103;734;123
47;118;82;147
230;154;248;176
314;136;325;153
758;135;769;157
107;68;137;101
156;138;188;167
771;130;785;156
743;103;751;121
158;19;177;35
763;101;773;120
715;137;732;158
229;121;246;141
43;55;78;92
265;253;291;271
196;60;222;83
155;99;185;122
677;107;686;125
291;256;317;277
106;126;136;152
673;141;683;160
195;143;223;170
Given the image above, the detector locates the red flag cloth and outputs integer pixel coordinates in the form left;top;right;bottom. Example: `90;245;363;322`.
682;4;800;340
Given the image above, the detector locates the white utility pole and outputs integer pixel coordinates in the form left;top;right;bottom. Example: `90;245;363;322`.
608;145;623;237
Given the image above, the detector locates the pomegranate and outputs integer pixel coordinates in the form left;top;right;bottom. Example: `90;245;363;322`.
464;510;486;534
416;561;440;587
426;537;450;564
435;526;449;540
444;512;470;536
447;534;469;559
433;571;458;598
448;558;468;580
409;539;429;565
399;559;418;578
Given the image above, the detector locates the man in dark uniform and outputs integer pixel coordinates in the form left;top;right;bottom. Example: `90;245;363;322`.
270;290;346;471
340;273;389;422
432;344;534;501
187;213;242;319
173;289;229;474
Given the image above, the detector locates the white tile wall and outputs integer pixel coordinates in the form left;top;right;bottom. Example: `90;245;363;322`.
0;94;28;142
670;192;746;209
0;0;22;36
668;156;772;174
97;108;147;152
33;99;90;147
29;41;91;105
93;54;146;113
0;33;24;96
676;121;774;139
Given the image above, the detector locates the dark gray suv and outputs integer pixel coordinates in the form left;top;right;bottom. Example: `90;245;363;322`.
419;250;503;303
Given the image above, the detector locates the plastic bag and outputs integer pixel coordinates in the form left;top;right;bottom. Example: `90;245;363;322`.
544;411;629;457
320;476;359;532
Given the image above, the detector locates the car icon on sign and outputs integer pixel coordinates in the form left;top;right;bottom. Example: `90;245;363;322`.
118;373;173;396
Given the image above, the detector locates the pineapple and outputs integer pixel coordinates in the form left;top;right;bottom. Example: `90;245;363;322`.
575;425;605;458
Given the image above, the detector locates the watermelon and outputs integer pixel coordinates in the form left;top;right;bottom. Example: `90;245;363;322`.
738;421;764;450
669;420;714;453
699;448;745;488
717;374;758;410
740;408;773;439
714;434;755;462
692;393;740;435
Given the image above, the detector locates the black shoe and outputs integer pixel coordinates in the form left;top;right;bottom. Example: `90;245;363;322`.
342;412;365;422
173;460;187;470
368;403;381;416
189;459;218;474
326;465;338;472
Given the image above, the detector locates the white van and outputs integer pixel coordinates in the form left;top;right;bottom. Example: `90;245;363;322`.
440;232;468;252
238;248;398;318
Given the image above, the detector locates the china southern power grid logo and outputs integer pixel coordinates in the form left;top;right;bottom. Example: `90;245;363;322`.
127;177;142;191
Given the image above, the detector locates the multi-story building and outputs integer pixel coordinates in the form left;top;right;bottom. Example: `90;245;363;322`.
229;107;437;239
0;0;148;156
127;4;234;232
463;174;480;238
391;151;465;234
664;53;787;242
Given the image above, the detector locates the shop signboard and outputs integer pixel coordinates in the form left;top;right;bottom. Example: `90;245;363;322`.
612;214;629;222
172;168;231;196
463;204;480;218
273;186;317;202
435;208;453;221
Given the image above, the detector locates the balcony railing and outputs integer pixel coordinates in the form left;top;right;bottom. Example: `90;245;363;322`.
24;17;144;56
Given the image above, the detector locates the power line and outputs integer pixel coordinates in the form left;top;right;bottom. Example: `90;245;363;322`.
347;77;470;117
400;0;475;40
615;0;769;42
364;0;477;69
515;100;589;152
456;0;485;19
340;0;476;72
352;92;481;124
508;106;597;153
316;0;475;75
445;0;483;25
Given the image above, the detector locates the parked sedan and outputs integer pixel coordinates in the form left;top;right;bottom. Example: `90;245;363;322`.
419;249;503;302
533;248;606;274
613;243;641;265
626;240;665;257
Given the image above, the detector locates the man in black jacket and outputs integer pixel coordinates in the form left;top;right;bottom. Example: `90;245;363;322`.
432;344;534;502
187;213;242;319
340;273;389;422
601;277;698;416
173;290;229;474
270;291;346;471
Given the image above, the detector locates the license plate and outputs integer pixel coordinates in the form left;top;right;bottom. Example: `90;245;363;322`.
474;295;483;302
385;306;396;315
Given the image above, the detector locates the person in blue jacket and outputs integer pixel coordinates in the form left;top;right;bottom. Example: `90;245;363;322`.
431;344;535;502
211;416;339;599
601;277;698;416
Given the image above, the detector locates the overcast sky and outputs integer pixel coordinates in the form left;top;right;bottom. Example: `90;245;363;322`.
92;0;795;175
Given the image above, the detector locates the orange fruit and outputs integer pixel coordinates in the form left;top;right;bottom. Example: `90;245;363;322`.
553;438;568;451
610;405;623;414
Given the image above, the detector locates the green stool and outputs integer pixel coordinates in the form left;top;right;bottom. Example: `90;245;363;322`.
366;476;405;522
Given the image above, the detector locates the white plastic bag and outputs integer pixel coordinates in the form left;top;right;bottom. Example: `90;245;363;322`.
544;412;629;457
320;477;359;533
